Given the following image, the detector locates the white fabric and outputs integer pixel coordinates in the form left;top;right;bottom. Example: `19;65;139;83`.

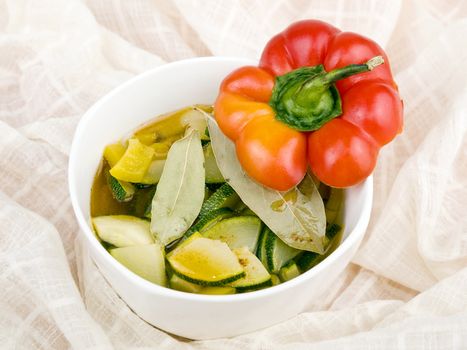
1;0;467;348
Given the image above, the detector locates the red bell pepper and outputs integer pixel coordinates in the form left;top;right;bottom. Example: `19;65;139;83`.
214;20;403;190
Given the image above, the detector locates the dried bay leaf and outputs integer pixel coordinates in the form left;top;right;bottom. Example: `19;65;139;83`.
150;129;205;245
207;118;326;253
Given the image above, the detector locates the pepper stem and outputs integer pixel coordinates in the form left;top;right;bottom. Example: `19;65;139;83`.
269;55;385;131
321;55;384;85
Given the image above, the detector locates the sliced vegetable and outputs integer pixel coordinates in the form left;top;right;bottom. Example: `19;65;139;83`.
128;185;157;219
203;143;224;183
182;109;210;141
270;274;281;286
256;225;267;262
278;260;300;282
171;273;236;294
107;174;135;202
166;232;203;257
167;237;245;286
92;215;154;247
262;226;301;273
230;247;271;292
140;159;165;185
240;207;257;216
295;251;320;272
150;142;170;159
110;243;166;286
326;223;342;239
204;186;211;201
318;182;331;203
170;274;202;293
208;118;327;253
150;130;205;246
198;286;236;295
296;224;344;272
135;106;211;145
110;138;155;183
325;188;344;224
134;109;188;143
199;183;240;218
104;143;126;168
202;216;262;253
184;207;233;238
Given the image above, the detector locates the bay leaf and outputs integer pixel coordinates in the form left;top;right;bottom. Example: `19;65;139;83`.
150;129;205;245
207;118;326;253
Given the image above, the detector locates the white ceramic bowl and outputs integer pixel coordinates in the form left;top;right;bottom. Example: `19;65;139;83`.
69;57;373;340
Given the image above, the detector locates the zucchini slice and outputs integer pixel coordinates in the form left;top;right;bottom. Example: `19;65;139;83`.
325;188;343;224
262;226;301;273
170;271;236;295
230;247;271;292
278;260;300;282
110;138;155;183
110;243;166;286
256;224;267;262
149;142;170;160
170;274;202;293
167;237;245;286
181;108;210;141
103;143;126;168
240;207;257;217
270;274;281;286
202;216;262;253
139;159;165;185
184;207;233;238
92;215;154;247
296;224;344;272
199;286;236;295
107;174;135;202
199;183;239;218
203;143;224;183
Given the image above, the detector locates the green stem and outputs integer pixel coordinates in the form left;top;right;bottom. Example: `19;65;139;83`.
269;55;385;131
322;56;384;84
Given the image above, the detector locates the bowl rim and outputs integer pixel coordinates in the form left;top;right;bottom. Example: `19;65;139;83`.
69;56;373;303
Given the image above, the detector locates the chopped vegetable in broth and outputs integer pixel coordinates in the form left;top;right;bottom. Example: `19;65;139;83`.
90;106;344;294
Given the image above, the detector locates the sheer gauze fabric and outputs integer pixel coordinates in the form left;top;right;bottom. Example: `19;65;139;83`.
1;0;467;349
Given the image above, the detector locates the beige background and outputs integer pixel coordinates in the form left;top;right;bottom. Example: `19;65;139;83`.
1;0;467;348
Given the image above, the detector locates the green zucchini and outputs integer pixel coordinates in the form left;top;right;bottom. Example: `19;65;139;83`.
167;237;245;286
143;193;154;219
278;260;300;282
184;207;233;238
202;216;262;253
262;226;301;273
199;183;239;218
170;275;236;294
203;143;224;183
181;108;210;141
325;188;343;224
107;174;135;202
204;186;212;201
110;243;166;286
139;159;166;185
92;215;154;247
240;207;257;216
296;223;344;272
170;274;202;293
270;274;281;286
230;247;271;292
256;225;267;262
130;185;156;218
326;223;342;239
199;286;236;295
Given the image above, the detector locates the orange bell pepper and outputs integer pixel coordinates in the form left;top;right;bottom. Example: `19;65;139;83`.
214;20;403;190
